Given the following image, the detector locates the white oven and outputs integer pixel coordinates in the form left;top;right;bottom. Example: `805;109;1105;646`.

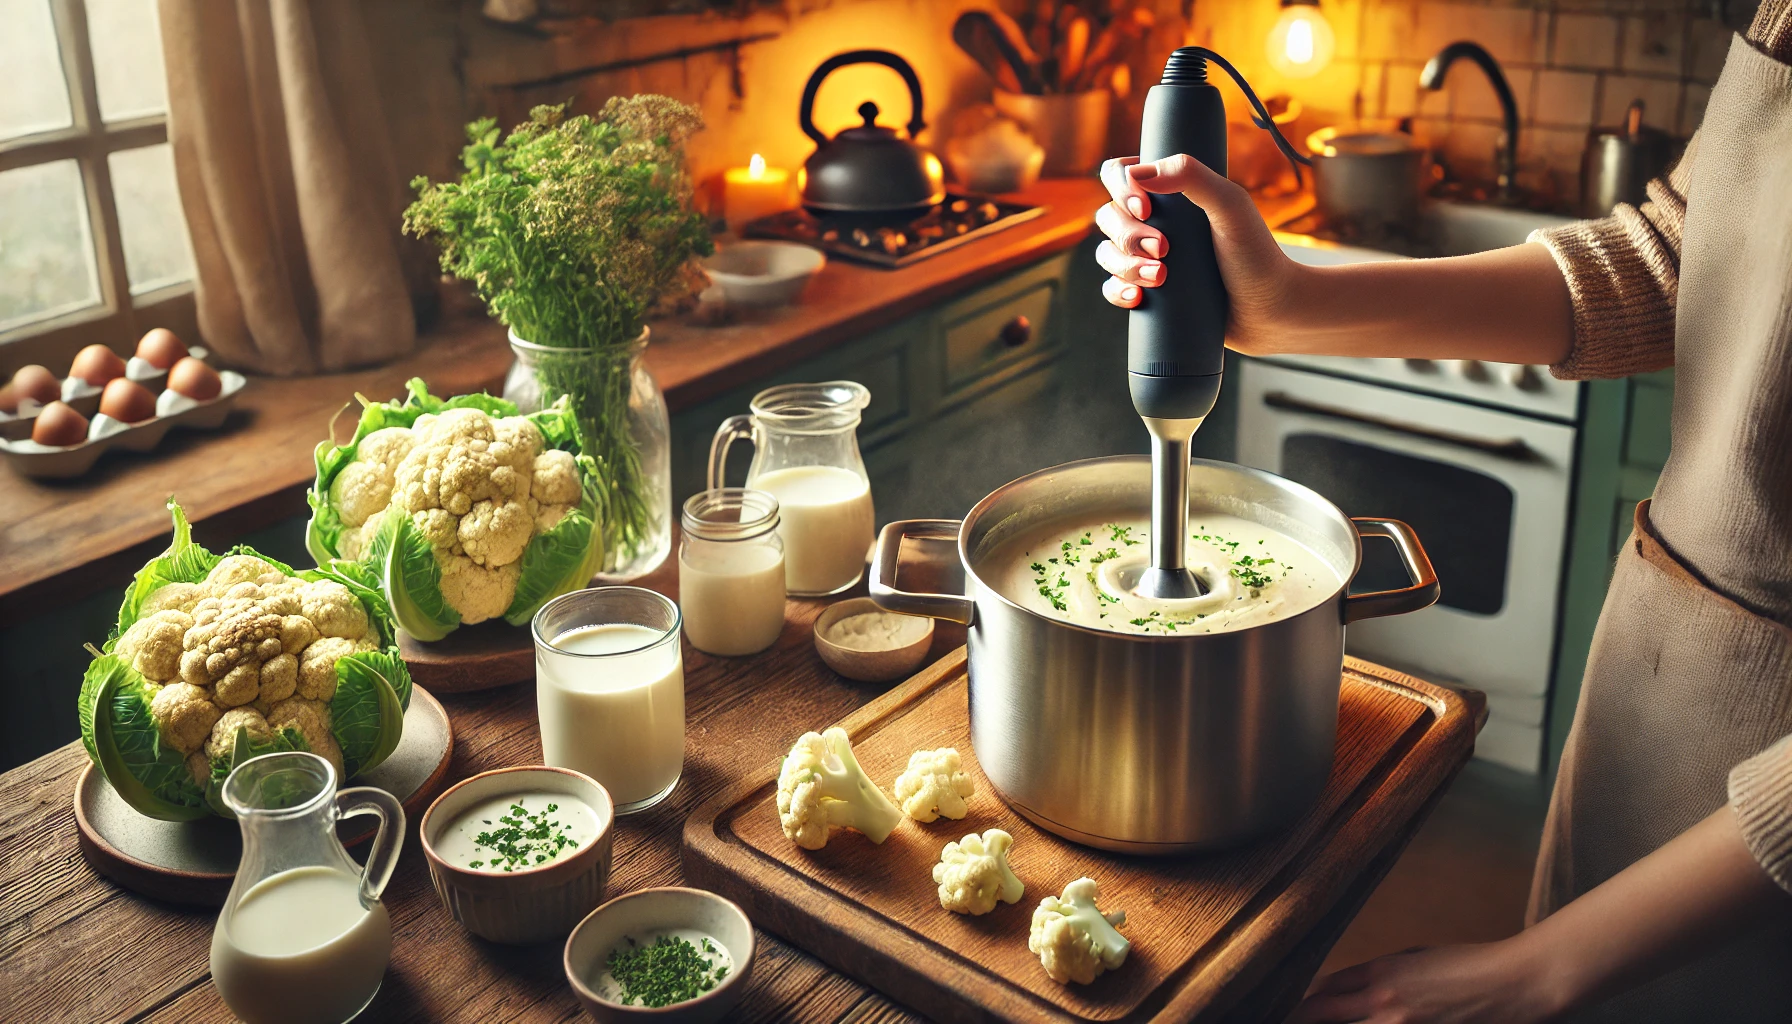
1236;358;1578;773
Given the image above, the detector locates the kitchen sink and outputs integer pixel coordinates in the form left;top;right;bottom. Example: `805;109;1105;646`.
1275;199;1577;266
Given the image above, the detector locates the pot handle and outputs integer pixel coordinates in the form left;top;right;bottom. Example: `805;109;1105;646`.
1344;518;1440;623
800;49;928;146
870;519;974;625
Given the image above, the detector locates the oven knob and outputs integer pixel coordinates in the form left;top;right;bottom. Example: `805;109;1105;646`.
1452;359;1490;381
1509;363;1544;391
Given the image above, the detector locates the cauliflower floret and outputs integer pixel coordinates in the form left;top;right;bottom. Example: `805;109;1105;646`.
186;750;211;786
894;747;976;822
266;698;344;777
214;661;261;707
279;614;320;655
299;579;368;640
934;829;1023;915
206;707;272;763
1029;877;1130;985
259;653;298;703
437;553;519;625
141;582;205;616
149;682;222;755
330;426;415;529
458;497;534;567
193;610;284;683
776;727;904;850
116;610;193;682
492;415;543;459
206;554;282;594
394;409;519;517
297;636;359;701
531;448;581;506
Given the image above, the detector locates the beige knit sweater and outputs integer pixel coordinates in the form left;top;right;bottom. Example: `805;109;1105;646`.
1531;0;1792;897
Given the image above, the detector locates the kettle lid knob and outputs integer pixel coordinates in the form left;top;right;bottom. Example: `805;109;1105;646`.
857;101;880;127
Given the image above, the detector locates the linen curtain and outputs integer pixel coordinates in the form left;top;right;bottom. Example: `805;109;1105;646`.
157;0;427;375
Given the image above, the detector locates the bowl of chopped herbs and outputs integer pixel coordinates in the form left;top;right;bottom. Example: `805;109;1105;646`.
564;886;754;1022
421;765;616;944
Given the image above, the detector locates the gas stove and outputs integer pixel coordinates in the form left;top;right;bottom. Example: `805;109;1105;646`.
742;193;1043;268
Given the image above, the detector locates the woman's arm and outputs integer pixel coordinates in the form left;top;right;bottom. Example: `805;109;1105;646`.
1095;154;1575;366
1288;804;1791;1024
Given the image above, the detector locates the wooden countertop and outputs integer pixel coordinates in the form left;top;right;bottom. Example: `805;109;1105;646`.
0;545;1473;1023
0;178;1107;623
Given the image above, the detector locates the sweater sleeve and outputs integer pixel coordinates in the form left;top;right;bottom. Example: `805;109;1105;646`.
1525;133;1696;381
1729;732;1792;894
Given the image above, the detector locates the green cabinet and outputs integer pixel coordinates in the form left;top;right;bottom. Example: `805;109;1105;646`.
670;251;1072;504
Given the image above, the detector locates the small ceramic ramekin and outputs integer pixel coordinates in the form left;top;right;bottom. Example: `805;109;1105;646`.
421;765;615;944
565;887;754;1023
813;596;935;683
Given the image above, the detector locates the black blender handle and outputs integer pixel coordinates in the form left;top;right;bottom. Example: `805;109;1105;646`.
799;50;927;146
1127;48;1310;421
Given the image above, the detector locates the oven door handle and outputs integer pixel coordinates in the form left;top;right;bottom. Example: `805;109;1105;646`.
1262;390;1537;460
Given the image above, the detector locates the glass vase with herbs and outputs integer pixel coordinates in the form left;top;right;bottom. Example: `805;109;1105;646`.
404;97;713;580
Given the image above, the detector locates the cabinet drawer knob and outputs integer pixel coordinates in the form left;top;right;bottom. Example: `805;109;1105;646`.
1000;315;1032;348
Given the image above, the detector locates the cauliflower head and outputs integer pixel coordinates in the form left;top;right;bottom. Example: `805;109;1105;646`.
139;557;378;776
933;829;1023;915
776;727;905;850
1029;877;1130;985
893;747;975;822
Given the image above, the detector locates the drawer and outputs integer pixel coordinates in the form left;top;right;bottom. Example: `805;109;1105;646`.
940;254;1069;393
1622;373;1673;470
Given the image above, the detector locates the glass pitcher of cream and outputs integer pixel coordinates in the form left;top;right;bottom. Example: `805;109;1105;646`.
211;752;403;1024
708;381;875;596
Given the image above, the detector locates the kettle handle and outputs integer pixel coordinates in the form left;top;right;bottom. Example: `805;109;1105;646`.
800;49;927;146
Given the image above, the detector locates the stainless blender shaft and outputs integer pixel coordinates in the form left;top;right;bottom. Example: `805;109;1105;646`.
1137;415;1207;599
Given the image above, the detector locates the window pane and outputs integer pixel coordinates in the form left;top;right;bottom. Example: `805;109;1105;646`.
109;144;193;294
86;0;167;122
0;160;102;331
0;0;74;141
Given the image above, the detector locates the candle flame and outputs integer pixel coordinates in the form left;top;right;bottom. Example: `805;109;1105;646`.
748;153;766;178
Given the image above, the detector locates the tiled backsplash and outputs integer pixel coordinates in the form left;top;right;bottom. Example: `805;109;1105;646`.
1187;1;1738;211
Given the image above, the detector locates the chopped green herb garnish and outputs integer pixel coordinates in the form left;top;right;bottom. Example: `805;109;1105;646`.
606;934;730;1008
466;801;581;872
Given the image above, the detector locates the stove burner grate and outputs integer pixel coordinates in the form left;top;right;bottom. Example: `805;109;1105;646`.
743;194;1044;268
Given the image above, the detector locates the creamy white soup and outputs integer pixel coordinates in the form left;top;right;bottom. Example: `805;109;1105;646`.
990;513;1339;635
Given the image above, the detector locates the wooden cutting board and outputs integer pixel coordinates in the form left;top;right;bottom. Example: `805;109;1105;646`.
684;648;1480;1023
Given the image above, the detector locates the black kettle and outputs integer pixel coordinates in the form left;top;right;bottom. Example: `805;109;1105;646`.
799;49;944;217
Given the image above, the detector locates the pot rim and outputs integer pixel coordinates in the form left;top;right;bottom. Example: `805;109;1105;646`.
952;455;1363;642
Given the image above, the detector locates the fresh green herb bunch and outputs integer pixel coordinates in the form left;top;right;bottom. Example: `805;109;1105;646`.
403;97;713;569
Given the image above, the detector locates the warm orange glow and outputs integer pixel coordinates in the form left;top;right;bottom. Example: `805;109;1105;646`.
724;156;794;232
748;153;767;179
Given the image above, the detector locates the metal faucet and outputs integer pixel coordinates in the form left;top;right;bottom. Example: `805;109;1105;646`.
1420;41;1519;201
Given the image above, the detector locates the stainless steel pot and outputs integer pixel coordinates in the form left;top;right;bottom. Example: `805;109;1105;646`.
1306;127;1425;232
870;456;1438;853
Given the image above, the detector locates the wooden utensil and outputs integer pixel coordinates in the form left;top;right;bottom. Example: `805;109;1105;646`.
953;11;1026;93
1058;16;1090;85
960;10;1043;93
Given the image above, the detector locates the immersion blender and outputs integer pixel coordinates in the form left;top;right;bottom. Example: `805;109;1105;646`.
1126;48;1311;600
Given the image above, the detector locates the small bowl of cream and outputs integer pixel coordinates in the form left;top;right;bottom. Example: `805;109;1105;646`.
565;887;754;1022
421;765;615;944
813;596;936;684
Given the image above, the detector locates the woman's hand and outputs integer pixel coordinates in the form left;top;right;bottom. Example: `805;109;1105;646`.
1288;941;1566;1024
1094;154;1303;355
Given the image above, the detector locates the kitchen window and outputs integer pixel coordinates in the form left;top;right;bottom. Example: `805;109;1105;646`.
0;0;194;368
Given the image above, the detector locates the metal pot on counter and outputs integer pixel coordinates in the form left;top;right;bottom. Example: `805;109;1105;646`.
1306;126;1426;233
870;456;1438;853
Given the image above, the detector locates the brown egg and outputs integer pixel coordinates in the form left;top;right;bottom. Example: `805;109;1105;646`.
135;328;188;370
32;401;89;446
100;378;157;423
70;344;127;387
168;356;222;401
2;364;60;413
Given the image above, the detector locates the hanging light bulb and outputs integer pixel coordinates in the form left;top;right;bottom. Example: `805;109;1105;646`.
1266;0;1335;79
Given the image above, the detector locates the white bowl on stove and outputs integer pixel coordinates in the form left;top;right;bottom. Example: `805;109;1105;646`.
701;241;825;308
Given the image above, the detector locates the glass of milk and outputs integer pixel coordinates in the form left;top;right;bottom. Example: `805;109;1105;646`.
211;751;403;1024
533;587;685;814
680;488;786;656
707;381;875;596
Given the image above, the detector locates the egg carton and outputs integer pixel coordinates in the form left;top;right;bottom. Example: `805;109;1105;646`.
0;370;246;479
0;345;211;427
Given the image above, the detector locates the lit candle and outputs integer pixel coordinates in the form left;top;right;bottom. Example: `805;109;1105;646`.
723;154;794;233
